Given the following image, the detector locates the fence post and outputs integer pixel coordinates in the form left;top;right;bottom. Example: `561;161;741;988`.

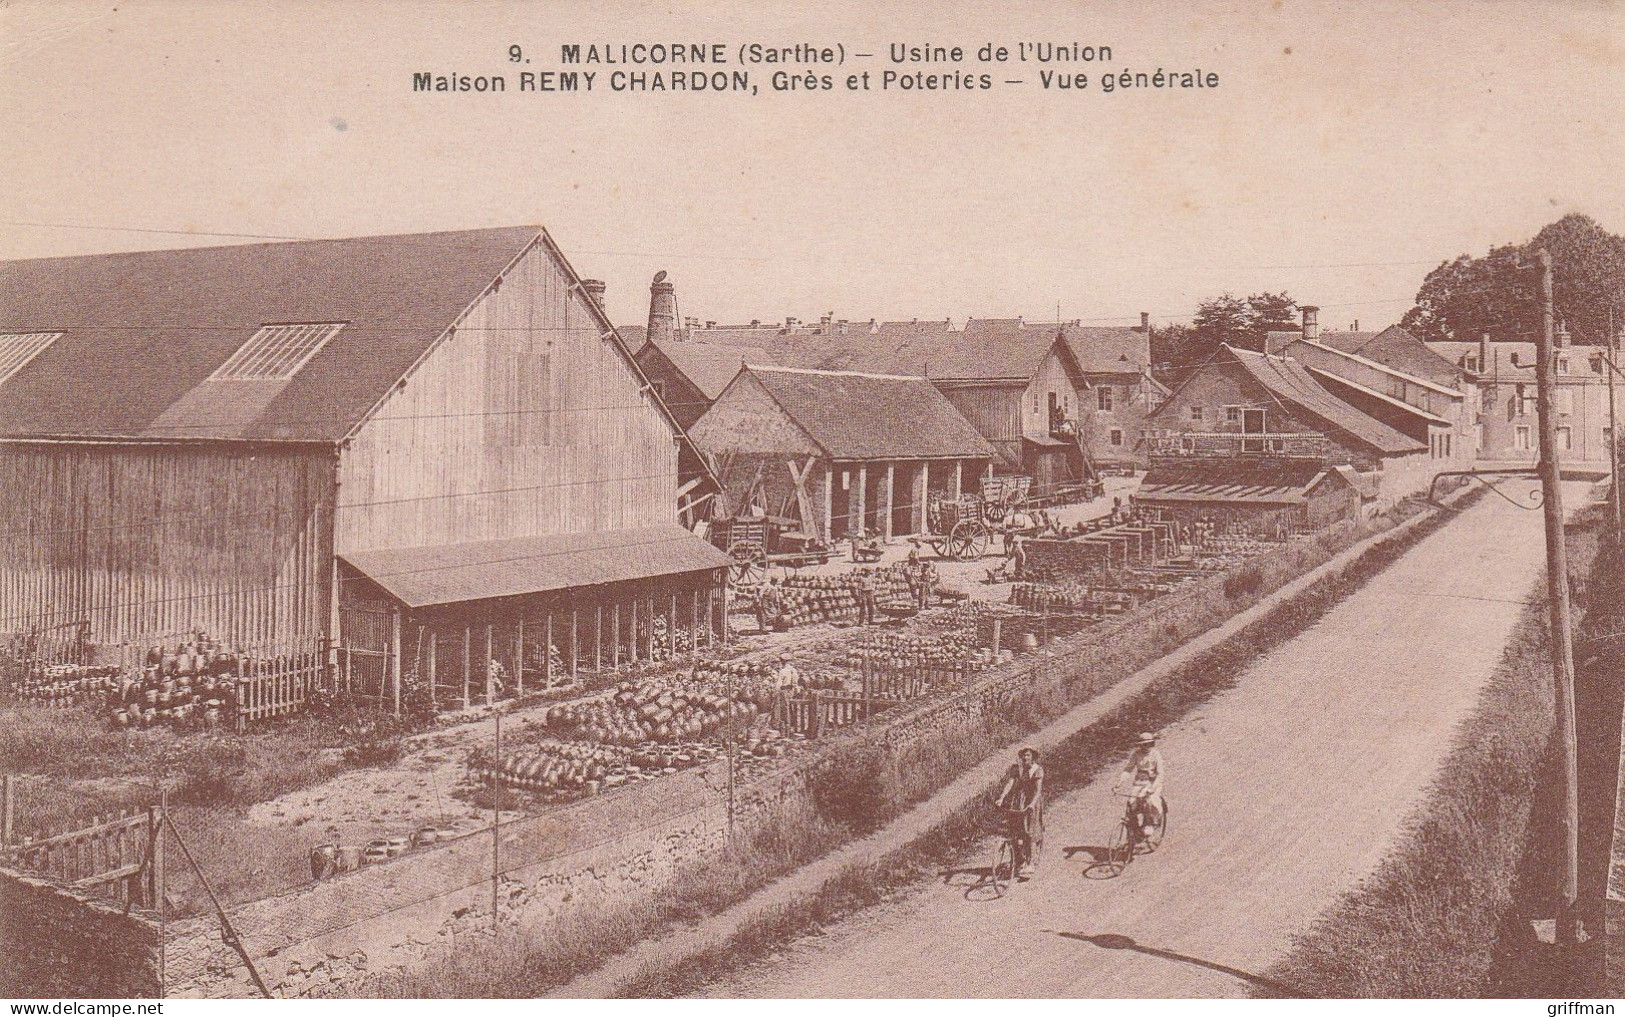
2;774;12;846
991;618;1002;658
152;792;165;996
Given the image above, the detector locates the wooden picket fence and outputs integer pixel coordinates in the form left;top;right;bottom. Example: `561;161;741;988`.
234;648;326;731
774;653;995;739
1;802;161;903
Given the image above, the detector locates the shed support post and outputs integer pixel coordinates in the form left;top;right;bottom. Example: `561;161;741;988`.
462;627;471;710
884;463;895;541
612;599;621;668
389;608;402;718
823;468;834;542
952;461;963;499
515;617;525;697
483;624;494;705
427;635;438;711
545;612;554;688
856;464;868;536
918;461;931;534
595;598;603;674
570;607;579;680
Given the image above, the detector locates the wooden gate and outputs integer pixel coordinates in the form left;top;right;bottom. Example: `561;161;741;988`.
340;602;394;703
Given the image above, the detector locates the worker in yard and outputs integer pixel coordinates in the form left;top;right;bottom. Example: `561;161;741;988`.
1011;535;1028;579
1116;732;1166;837
853;568;878;625
996;746;1045;876
776;652;801;689
755;578;785;633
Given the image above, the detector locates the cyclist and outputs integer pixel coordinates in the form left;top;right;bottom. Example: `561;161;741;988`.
1116;732;1165;836
996;746;1045;876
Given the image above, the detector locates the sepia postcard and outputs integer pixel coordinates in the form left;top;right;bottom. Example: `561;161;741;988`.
1;0;1624;1005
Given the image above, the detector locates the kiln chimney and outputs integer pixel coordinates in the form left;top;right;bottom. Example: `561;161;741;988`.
647;271;677;344
1301;305;1320;341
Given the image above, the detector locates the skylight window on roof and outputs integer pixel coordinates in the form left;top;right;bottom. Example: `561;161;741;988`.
213;323;344;380
0;332;61;384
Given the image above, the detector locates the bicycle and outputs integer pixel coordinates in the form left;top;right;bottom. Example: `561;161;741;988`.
1104;788;1168;875
989;805;1044;896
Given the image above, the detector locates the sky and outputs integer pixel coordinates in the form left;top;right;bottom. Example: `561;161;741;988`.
2;0;1622;331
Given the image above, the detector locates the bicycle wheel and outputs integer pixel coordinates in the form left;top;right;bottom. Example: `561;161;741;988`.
1106;819;1133;873
1142;798;1168;853
991;838;1014;895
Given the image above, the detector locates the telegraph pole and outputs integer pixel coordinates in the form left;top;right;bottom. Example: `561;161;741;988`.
1610;310;1621;542
1534;248;1580;946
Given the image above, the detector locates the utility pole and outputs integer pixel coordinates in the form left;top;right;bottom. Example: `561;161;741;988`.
492;709;502;935
1534;248;1581;947
1610;310;1621;543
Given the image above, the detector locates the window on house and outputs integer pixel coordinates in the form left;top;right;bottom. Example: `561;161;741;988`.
1225;406;1241;423
0;332;61;384
1474;424;1484;450
1189;405;1204;423
1515;383;1537;416
1557;356;1570;375
1110;427;1124;447
1097;387;1114;411
213;322;345;380
1481;387;1494;413
1515;424;1532;451
1445;434;1452;457
1557;426;1573;451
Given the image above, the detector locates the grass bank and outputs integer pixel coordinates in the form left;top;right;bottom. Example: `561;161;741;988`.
1255;511;1606;998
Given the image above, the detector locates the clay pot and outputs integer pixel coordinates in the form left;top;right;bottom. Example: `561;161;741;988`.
414;827;439;846
385;836;410;857
336;846;363;871
111;709;130;728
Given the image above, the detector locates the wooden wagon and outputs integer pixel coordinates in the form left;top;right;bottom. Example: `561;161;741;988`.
911;494;1002;561
711;515;834;585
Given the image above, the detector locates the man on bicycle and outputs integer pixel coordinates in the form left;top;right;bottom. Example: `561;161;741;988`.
996;746;1044;876
1116;732;1165;835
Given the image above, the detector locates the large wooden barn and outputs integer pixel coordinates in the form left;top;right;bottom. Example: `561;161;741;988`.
0;226;727;710
688;365;996;541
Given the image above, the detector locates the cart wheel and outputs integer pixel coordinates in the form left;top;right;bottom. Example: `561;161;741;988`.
949;520;988;560
727;540;766;586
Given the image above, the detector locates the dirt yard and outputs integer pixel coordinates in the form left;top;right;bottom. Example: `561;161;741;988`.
704;479;1593;998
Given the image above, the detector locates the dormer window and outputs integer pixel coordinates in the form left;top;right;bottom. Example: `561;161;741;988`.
212;323;345;380
0;332;61;384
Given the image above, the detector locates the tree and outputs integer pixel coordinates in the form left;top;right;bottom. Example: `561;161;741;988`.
1401;214;1625;345
1154;291;1299;385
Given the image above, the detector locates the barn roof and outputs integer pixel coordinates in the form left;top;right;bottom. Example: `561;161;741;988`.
0;226;550;442
1224;346;1427;456
341;524;731;609
639;338;771;400
739;365;995;461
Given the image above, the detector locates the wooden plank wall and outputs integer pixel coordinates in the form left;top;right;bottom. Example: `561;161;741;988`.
337;242;679;555
0;443;335;649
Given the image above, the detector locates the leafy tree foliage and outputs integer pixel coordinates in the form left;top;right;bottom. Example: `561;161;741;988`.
1153;292;1300;380
1401;214;1625;345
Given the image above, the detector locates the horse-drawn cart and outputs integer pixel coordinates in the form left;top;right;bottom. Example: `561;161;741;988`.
910;494;1005;561
711;515;834;585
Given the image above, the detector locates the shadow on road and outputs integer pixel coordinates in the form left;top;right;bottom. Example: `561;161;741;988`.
1055;931;1314;998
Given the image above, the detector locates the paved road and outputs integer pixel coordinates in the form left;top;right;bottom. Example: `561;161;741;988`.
709;481;1576;998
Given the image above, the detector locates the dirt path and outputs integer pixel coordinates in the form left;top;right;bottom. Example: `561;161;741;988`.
706;481;1571;998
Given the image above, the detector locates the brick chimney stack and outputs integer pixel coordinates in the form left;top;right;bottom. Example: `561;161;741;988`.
1480;332;1490;375
1140;311;1150;331
647;271;677;344
1301;305;1320;341
580;278;607;309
